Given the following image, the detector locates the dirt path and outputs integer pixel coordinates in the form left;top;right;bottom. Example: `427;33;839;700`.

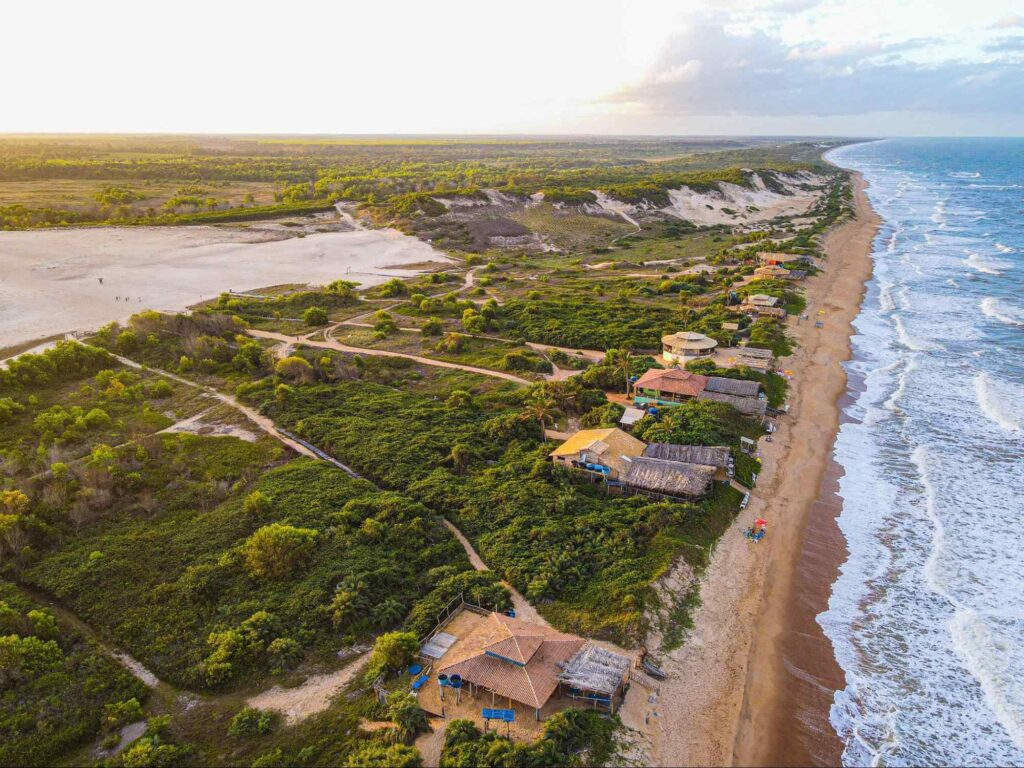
112;354;360;477
12;582;167;692
247;653;371;725
441;520;548;628
248;329;532;385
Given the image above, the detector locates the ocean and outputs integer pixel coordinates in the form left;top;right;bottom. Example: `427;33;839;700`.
822;139;1024;766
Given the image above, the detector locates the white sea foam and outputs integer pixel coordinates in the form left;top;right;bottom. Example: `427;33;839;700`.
965;251;1010;275
824;138;1024;767
950;609;1024;750
975;372;1024;432
893;314;942;352
980;297;1024;327
950;171;982;178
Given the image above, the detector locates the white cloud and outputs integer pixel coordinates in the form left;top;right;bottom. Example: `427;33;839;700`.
604;14;1024;120
991;14;1024;29
654;60;703;84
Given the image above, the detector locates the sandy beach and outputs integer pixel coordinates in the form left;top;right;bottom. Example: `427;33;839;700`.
645;172;879;766
0;222;450;353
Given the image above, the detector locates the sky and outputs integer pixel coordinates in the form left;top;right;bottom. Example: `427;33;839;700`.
4;0;1023;136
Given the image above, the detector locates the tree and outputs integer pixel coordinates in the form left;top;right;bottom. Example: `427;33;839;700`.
367;631;418;678
374;311;398;335
422;317;443;336
371;597;406;627
303;306;328;326
342;744;421;768
0;490;28;516
241;524;318;580
233;341;265;372
448;444;472;474
461;308;486;334
275;356;314;383
610;348;635;395
327;279;358;299
387;690;428;742
521;395;557;441
242;490;272;519
228;706;274;737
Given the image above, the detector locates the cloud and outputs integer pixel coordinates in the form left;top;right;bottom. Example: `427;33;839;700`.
984;36;1024;53
991;15;1023;29
603;16;1024;118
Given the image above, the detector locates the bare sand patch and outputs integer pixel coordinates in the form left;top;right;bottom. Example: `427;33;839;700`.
246;653;370;725
0;223;450;350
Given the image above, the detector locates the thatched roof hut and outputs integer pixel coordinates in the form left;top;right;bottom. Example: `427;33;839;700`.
623;457;716;499
698;389;768;418
705;376;761;398
643;443;731;469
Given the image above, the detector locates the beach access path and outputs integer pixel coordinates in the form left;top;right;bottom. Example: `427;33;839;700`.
247;328;532;385
643;173;879;767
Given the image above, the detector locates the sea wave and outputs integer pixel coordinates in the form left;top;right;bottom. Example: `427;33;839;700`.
964;251;1011;275
950;609;1024;751
949;171;981;178
980;297;1024;327
974;372;1024;432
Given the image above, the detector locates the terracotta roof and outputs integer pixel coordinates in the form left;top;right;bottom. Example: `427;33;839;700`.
485;634;544;665
437;613;585;709
643;443;731;469
758;251;808;264
634;368;708;398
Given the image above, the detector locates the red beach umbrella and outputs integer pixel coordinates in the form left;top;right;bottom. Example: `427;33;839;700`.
754;519;768;527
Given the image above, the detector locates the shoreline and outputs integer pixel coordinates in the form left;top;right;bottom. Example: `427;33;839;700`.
645;171;879;766
733;171;879;766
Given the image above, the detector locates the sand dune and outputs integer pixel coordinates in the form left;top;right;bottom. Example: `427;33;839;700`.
0;223;450;350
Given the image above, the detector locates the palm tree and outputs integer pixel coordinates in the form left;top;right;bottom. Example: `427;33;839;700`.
612;348;635;395
523;396;558;441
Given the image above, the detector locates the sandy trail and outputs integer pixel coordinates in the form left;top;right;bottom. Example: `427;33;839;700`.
0;223;450;350
249;328;532;385
642;174;878;767
247;653;371;725
440;520;547;627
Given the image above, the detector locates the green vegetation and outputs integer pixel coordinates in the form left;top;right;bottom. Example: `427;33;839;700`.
0;581;147;767
0;135;841;765
0;135;839;232
441;709;617;767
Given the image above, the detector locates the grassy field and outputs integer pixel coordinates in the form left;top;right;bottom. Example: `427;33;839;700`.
509;202;634;250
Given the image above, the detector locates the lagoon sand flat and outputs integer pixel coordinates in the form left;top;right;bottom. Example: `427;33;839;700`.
647;173;879;767
0;223;449;352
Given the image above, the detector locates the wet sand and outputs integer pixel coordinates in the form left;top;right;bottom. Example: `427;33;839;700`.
645;172;879;766
0;223;450;350
733;173;879;767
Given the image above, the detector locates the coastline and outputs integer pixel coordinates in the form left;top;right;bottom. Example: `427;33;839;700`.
646;171;879;766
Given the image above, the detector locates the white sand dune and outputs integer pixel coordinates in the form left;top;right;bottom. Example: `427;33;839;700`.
0;224;450;349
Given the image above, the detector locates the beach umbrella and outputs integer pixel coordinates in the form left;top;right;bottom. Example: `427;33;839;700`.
754;519;768;527
785;369;793;376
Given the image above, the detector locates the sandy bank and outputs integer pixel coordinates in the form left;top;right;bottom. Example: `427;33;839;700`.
0;223;450;350
644;173;878;766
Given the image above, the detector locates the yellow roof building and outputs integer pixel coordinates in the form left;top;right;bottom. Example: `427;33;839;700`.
549;427;647;478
